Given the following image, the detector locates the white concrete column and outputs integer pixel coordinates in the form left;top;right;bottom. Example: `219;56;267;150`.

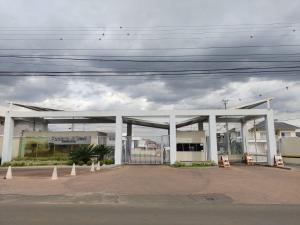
169;114;177;164
1;114;14;164
241;122;248;153
114;115;123;165
208;114;218;163
265;111;277;166
126;122;132;162
198;122;203;131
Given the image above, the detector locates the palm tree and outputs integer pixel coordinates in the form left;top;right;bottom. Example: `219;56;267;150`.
92;145;113;161
69;144;94;164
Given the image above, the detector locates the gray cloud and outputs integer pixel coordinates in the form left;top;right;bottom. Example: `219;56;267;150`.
0;0;300;119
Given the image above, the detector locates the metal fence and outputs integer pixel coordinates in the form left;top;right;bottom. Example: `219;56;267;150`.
122;135;170;164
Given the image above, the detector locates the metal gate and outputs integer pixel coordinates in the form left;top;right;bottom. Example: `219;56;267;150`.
122;135;170;164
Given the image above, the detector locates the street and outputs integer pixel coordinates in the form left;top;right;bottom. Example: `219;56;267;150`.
0;202;299;225
1;165;300;224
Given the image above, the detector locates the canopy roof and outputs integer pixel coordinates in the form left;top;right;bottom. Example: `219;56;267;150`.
2;99;274;129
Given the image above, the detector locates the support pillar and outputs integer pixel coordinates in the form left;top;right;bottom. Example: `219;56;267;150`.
198;122;203;131
208;115;218;164
1;113;14;164
169;114;177;164
126;122;132;161
241;121;248;153
265;111;276;166
114;115;123;165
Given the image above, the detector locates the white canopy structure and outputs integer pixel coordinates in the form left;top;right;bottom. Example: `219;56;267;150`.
1;99;277;166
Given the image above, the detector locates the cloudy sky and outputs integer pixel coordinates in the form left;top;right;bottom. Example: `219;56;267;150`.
0;0;300;126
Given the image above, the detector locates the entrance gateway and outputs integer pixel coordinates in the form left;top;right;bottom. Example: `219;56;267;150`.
122;131;207;165
1;101;278;166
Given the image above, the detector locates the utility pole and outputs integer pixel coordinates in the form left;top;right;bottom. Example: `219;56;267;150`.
222;99;231;155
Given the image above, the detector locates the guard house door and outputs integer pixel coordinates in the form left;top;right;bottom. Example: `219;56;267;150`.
122;136;170;164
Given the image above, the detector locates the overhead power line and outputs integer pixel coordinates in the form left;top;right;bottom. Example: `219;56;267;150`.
0;22;297;30
1;69;300;77
2;60;300;72
1;53;300;57
0;44;300;51
2;55;300;63
1;44;300;51
1;67;300;73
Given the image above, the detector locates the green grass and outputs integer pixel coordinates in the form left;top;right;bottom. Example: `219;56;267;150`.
173;161;217;168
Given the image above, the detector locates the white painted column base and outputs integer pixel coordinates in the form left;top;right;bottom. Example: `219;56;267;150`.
208;115;218;164
241;122;248;153
169;114;177;164
1;114;14;164
265;111;277;166
114;115;123;165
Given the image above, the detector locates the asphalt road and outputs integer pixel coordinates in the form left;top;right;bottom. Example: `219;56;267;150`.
0;203;300;225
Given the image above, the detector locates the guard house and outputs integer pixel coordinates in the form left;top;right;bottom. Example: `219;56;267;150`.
1;100;277;166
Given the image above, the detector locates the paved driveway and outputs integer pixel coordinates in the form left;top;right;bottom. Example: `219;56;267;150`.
1;165;300;204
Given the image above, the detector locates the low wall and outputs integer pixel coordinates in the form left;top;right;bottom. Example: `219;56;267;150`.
177;152;206;162
0;136;20;159
278;137;300;165
279;137;300;157
282;156;300;165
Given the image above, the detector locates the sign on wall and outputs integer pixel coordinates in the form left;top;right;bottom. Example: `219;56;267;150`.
48;136;91;145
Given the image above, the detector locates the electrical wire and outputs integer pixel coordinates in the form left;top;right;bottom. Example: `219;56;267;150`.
2;44;300;51
0;69;300;77
2;55;300;63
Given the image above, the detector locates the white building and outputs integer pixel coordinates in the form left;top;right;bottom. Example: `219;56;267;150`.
248;121;298;154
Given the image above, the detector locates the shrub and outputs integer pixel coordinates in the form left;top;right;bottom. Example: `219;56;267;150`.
78;161;85;166
1;162;11;167
86;160;92;166
103;159;114;165
11;161;26;166
173;161;216;168
69;145;94;164
69;144;113;164
173;161;185;167
92;145;113;161
66;160;74;165
1;160;71;167
191;161;216;167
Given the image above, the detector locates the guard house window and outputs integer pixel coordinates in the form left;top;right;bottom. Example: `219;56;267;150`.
177;143;204;151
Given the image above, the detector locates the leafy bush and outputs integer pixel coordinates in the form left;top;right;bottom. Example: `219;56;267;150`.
173;161;216;168
173;161;185;167
15;156;69;161
0;160;70;167
66;160;74;165
69;144;113;164
92;145;113;161
191;161;217;167
78;161;85;166
69;145;94;164
103;159;114;165
1;162;11;167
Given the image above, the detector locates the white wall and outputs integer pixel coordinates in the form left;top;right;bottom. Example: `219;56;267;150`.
279;137;300;157
0;119;48;136
0;136;20;159
176;131;207;162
